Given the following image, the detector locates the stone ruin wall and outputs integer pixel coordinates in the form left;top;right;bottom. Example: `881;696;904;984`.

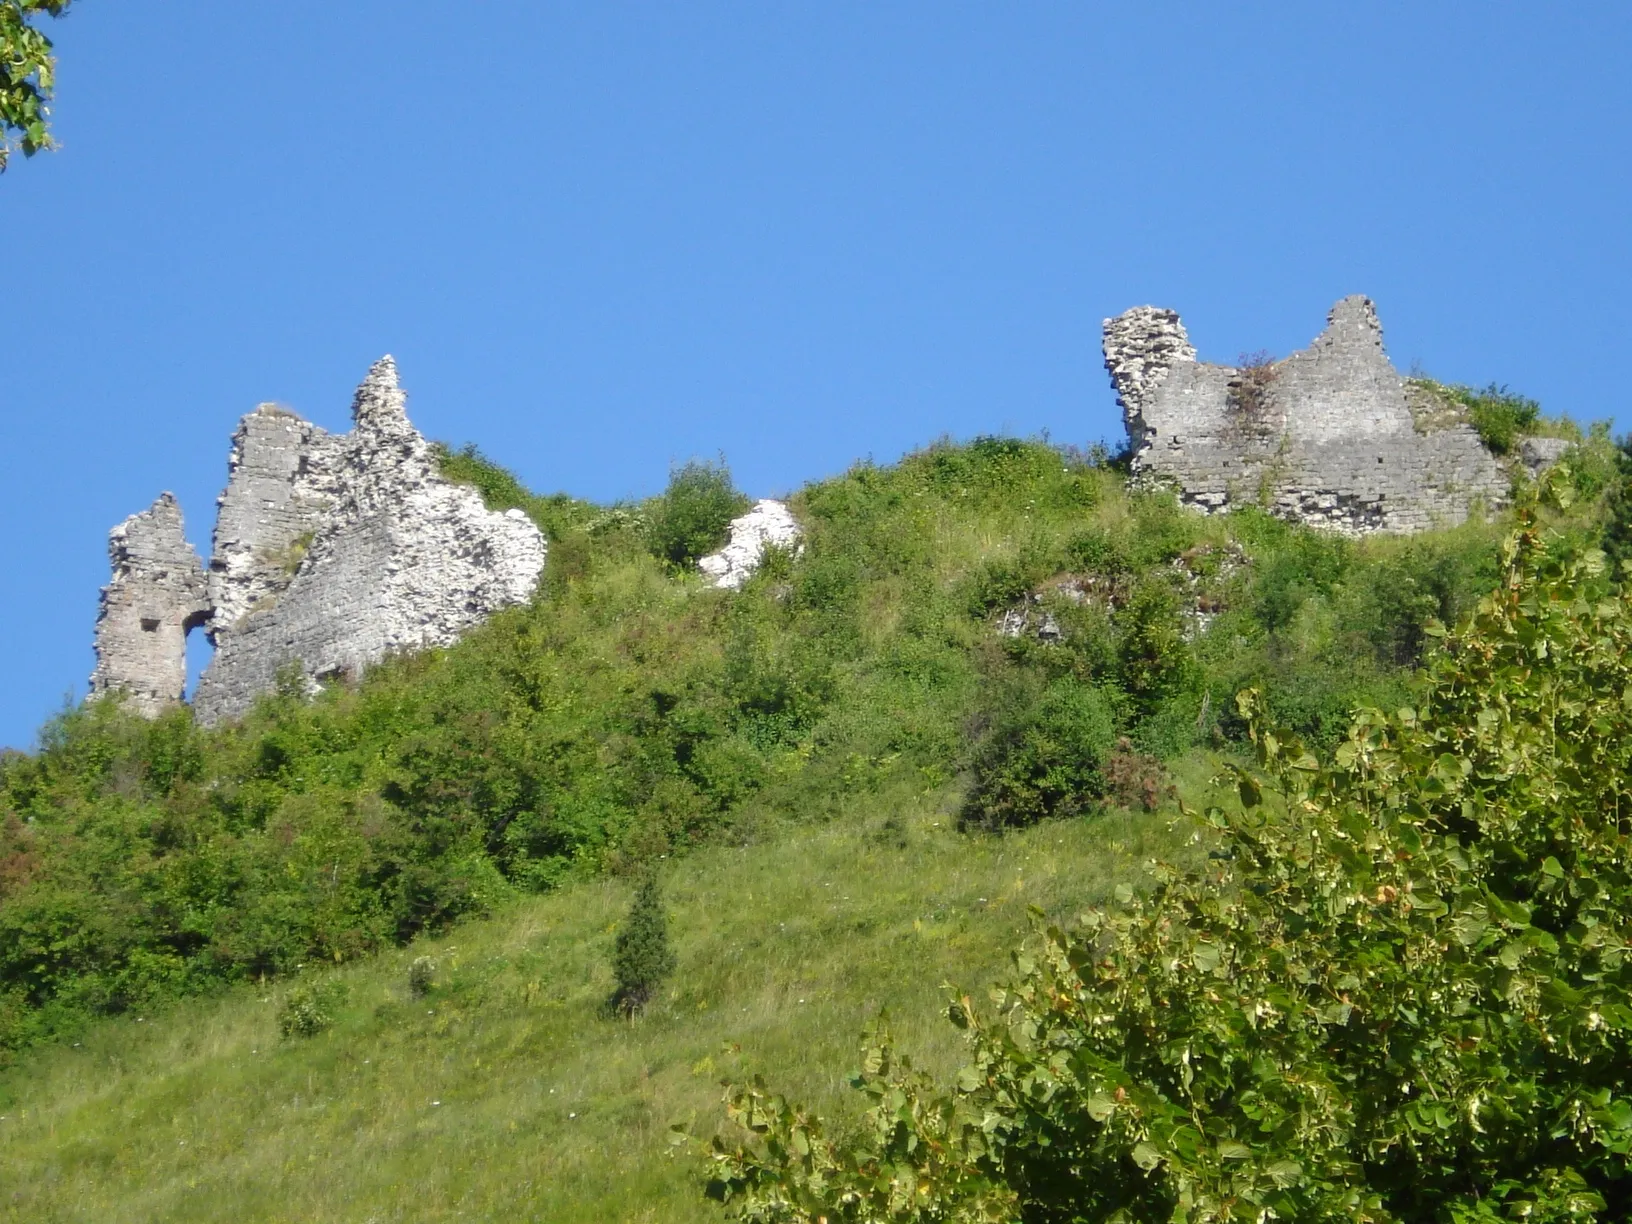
91;358;546;725
1103;295;1511;534
88;295;1544;719
88;493;211;717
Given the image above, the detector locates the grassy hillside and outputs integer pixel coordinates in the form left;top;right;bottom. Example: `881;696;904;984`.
5;437;1571;1054
1;420;1625;1219
0;777;1200;1222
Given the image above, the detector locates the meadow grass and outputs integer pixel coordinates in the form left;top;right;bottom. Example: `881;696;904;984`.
0;767;1210;1223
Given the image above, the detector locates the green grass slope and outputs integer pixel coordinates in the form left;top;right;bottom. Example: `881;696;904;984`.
0;780;1196;1222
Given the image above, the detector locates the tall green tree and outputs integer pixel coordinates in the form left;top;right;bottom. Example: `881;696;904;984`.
612;873;677;1015
1;0;73;171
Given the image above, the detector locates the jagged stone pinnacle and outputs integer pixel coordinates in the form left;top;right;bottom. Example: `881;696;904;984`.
351;355;412;437
90;492;210;715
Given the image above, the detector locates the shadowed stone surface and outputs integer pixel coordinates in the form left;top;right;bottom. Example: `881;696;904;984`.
89;493;210;716
698;499;803;589
1519;436;1572;476
1103;296;1509;534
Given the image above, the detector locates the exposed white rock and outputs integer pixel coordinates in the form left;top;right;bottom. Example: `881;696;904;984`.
187;357;546;724
89;493;210;716
71;355;544;728
698;499;802;590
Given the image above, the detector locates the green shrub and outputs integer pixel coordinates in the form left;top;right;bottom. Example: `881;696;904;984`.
407;955;436;997
1066;526;1129;574
961;677;1118;829
1114;578;1194;712
1415;379;1541;455
610;874;676;1015
278;979;347;1039
646;459;749;567
433;442;535;512
704;488;1632;1223
1601;435;1632;574
433;442;601;542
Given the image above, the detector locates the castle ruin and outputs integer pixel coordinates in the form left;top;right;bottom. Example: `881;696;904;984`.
1103;295;1510;533
90;357;546;724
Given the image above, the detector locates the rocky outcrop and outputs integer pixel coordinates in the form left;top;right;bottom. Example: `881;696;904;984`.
93;358;547;725
698;499;802;589
1518;436;1572;477
1103;296;1510;534
89;493;210;716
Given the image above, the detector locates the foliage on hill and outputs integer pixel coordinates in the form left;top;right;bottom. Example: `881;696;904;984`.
702;478;1632;1223
0;435;1615;1058
0;789;1189;1222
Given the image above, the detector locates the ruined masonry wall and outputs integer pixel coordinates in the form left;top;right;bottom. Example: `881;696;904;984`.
89;493;210;716
92;357;547;724
1102;295;1508;534
190;358;546;725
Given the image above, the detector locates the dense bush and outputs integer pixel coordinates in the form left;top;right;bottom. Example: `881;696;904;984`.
961;677;1117;829
703;482;1632;1223
278;979;346;1039
647;459;751;567
1600;433;1632;574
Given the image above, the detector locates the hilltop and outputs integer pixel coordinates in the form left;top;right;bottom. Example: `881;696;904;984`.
1;416;1628;1220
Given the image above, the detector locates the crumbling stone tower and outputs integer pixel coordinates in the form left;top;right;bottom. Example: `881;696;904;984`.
89;493;211;716
90;358;547;724
1103;295;1509;533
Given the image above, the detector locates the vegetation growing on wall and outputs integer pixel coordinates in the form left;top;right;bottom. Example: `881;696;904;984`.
1408;377;1543;455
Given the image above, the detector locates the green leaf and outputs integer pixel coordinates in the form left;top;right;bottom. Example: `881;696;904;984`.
1266;1159;1302;1187
1085;1095;1117;1122
1130;1142;1162;1172
1237;774;1262;809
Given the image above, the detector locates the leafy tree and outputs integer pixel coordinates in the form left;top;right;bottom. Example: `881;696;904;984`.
612;873;677;1015
648;459;749;568
1;1;74;172
702;475;1632;1222
1600;434;1632;575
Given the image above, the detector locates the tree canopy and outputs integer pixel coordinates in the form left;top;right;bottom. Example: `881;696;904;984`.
1;1;73;172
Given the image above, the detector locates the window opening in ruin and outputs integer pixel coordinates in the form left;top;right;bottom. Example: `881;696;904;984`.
183;613;214;702
139;617;160;632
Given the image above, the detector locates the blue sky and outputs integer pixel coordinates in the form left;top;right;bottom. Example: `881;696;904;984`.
2;2;1628;749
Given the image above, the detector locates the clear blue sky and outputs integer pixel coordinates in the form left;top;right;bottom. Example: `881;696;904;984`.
2;2;1628;749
